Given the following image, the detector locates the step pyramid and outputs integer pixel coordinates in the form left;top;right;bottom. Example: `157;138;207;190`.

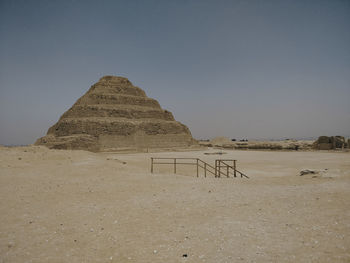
35;76;196;151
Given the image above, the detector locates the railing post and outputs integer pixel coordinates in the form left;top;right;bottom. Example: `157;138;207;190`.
234;160;237;178
204;162;207;178
214;160;217;177
151;157;153;173
218;160;221;178
226;163;229;178
174;158;176;174
196;159;199;177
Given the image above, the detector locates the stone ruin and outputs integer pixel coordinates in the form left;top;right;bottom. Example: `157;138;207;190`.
35;76;197;151
313;136;348;150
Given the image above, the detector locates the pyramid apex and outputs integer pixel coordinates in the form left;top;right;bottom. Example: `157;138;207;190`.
99;75;130;83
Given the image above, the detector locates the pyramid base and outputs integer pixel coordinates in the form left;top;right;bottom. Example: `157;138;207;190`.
35;132;197;152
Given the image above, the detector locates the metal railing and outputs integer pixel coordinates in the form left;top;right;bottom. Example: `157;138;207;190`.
150;157;248;178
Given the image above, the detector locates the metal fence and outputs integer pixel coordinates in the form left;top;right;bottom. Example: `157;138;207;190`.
150;157;248;178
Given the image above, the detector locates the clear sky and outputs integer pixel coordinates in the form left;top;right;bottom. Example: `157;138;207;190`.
0;0;349;145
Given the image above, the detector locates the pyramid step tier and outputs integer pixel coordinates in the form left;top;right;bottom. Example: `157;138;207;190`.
76;93;161;108
48;118;190;137
89;83;146;97
61;104;174;120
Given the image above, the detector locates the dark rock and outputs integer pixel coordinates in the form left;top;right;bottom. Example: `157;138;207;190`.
300;170;318;176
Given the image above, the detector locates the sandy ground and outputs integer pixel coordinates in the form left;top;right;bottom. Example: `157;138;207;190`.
0;146;349;263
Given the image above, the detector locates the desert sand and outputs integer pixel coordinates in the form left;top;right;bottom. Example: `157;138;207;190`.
0;146;349;262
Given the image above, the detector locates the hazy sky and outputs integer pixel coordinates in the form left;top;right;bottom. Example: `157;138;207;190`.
1;0;349;145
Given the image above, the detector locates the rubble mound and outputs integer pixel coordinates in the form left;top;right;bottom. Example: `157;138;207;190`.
313;136;348;150
35;76;196;151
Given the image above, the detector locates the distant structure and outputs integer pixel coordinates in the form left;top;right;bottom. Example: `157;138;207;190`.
313;136;348;150
35;76;196;151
